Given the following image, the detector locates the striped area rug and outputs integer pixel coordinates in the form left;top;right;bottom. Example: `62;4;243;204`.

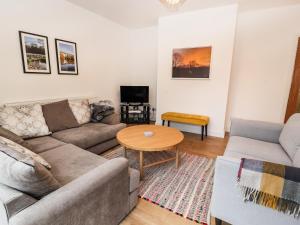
102;147;215;224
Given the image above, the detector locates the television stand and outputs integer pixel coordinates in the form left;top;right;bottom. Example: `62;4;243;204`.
120;103;150;124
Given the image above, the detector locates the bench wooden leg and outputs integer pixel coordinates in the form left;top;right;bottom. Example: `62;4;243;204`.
215;218;223;225
162;120;165;126
201;126;204;140
205;125;208;137
167;121;170;127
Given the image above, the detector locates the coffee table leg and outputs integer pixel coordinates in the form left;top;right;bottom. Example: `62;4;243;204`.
140;151;144;179
176;147;180;168
124;147;127;158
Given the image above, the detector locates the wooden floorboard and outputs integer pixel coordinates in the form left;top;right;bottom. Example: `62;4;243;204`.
121;131;229;225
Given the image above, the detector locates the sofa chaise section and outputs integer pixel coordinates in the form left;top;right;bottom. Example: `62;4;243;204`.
8;157;130;225
40;144;140;211
1;143;140;225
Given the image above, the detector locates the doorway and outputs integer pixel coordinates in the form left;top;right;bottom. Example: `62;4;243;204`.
285;37;300;122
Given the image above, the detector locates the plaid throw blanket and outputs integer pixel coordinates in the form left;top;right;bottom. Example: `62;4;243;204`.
238;158;300;217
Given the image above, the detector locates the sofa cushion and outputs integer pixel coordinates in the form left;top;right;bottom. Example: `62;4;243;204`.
69;99;91;125
0;184;37;219
279;113;300;160
42;100;79;132
0;126;33;149
0;139;60;198
52;123;126;149
100;113;121;125
0;136;51;169
87;138;119;155
26;136;66;154
39;144;107;185
0;104;50;138
225;136;292;165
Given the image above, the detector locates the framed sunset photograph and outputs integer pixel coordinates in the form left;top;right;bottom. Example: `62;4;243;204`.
172;46;212;79
55;39;78;75
19;31;51;74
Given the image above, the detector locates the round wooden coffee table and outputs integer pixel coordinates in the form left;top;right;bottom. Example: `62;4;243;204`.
116;125;184;178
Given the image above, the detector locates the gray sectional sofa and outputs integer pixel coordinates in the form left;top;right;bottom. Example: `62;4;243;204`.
0;98;140;225
211;114;300;225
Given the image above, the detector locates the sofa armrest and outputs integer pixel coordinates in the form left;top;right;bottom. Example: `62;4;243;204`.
10;158;130;225
230;118;284;143
101;113;121;125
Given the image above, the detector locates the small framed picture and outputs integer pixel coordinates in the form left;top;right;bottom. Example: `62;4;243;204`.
55;39;78;75
19;31;51;74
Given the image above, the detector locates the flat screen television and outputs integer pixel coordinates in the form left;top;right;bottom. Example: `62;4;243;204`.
120;86;149;103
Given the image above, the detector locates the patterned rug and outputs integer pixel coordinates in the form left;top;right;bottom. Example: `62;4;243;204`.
102;147;215;225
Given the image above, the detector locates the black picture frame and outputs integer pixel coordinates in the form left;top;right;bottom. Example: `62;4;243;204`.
55;39;78;75
19;31;51;74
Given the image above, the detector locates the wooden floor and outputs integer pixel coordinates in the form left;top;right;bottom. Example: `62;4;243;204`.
121;131;229;225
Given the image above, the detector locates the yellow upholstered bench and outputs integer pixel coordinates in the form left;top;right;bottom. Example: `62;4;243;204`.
161;112;209;140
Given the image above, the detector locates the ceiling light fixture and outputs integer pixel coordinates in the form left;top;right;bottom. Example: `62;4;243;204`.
159;0;187;10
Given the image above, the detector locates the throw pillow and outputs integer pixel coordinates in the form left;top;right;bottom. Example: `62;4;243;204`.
279;113;300;160
69;99;91;125
0;136;51;169
0;138;60;198
42;100;79;132
100;113;120;125
91;100;115;122
0;126;33;149
0;104;50;138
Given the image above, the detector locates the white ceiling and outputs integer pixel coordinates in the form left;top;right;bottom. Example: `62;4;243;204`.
66;0;300;28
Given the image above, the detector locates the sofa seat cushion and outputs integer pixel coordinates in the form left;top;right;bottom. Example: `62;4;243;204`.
51;123;126;149
87;138;119;155
225;136;292;166
26;136;66;154
39;144;107;185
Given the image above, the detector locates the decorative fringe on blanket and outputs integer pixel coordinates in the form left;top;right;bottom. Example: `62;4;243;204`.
240;186;300;218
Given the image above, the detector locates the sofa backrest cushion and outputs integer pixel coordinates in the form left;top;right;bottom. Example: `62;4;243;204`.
0;126;24;143
42;100;79;132
0;137;60;198
0;136;51;169
0;104;50;138
0;127;33;150
69;99;91;125
0;184;37;219
279;113;300;160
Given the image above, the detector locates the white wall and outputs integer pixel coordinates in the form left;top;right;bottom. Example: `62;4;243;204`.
0;0;131;107
226;4;300;130
128;26;158;120
156;5;238;137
